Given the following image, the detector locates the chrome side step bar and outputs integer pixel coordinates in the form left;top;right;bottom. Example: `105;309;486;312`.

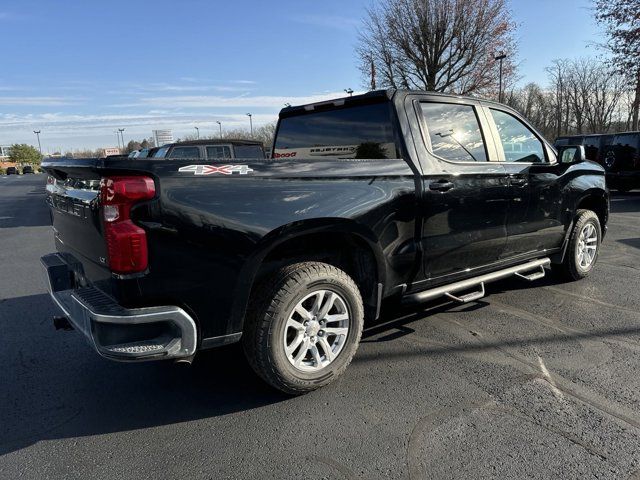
402;258;551;305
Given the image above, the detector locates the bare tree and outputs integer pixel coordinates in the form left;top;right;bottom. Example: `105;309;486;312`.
505;83;556;140
356;0;518;96
582;61;627;132
252;121;277;148
594;0;640;129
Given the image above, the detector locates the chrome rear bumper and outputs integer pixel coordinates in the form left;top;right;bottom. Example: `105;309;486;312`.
41;253;197;361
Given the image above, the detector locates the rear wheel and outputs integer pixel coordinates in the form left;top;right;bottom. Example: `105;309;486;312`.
552;209;601;281
243;262;364;394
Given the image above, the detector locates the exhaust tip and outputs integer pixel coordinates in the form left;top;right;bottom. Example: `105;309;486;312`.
53;316;74;331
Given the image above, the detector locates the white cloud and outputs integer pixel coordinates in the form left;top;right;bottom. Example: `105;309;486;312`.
0;90;362;149
288;14;359;32
0;96;82;106
0;112;276;136
122;91;357;109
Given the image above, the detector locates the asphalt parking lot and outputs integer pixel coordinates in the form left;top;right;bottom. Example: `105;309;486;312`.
1;173;640;479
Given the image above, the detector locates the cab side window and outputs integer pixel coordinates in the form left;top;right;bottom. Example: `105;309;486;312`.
490;109;546;163
421;102;488;162
168;146;201;159
206;146;232;159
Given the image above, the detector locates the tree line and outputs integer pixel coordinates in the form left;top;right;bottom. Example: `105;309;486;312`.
505;58;632;140
61;122;277;158
357;0;639;140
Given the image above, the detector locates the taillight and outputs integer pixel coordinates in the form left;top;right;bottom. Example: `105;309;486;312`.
100;176;155;274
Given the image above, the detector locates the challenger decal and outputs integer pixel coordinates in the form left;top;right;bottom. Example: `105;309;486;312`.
178;165;254;175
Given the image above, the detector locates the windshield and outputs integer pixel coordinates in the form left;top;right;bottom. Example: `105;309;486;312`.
274;102;399;159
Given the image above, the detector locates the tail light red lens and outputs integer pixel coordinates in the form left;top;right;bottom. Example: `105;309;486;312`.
100;176;155;274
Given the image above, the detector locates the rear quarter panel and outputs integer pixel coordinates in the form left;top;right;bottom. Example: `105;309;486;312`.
138;158;418;339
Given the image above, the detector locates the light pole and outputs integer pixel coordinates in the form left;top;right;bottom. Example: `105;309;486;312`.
33;130;42;154
246;113;253;136
194;126;200;139
216;121;222;137
115;131;121;150
344;88;354;97
118;128;126;151
495;52;507;103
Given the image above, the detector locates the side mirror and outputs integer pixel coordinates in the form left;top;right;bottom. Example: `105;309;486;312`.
557;145;586;164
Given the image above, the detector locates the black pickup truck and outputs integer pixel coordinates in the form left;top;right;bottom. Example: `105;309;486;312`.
41;89;608;394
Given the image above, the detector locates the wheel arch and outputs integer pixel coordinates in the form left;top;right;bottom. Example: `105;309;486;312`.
575;188;609;236
228;218;386;333
555;188;609;264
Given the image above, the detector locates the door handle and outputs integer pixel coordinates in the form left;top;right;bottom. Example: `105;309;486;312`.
429;180;454;192
509;177;528;186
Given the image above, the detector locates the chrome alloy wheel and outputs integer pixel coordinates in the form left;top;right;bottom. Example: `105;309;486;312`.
576;223;598;269
284;290;350;372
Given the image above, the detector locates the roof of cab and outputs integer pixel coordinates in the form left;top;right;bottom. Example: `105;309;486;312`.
162;139;264;148
279;88;514;118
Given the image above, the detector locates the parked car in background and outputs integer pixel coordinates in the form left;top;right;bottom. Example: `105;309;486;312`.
22;165;34;174
152;139;266;160
6;166;17;175
134;147;160;158
41;89;608;394
555;132;640;192
554;134;614;165
600;131;640;192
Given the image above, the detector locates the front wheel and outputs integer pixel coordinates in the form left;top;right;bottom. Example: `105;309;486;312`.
243;262;364;394
552;209;601;281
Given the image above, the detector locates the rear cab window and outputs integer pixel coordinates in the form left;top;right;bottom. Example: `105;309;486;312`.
274;102;400;159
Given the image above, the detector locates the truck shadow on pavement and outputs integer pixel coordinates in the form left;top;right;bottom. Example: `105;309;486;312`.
0;293;288;456
3;274;640;457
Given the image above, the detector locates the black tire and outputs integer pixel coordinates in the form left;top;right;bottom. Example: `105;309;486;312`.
552;209;601;281
243;262;364;395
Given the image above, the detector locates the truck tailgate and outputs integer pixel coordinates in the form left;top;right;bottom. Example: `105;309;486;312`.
46;175;110;277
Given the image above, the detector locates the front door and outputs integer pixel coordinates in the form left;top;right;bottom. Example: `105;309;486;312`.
483;105;565;258
415;98;511;282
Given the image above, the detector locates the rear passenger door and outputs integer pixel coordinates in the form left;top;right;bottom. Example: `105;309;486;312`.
414;97;510;282
483;105;565;258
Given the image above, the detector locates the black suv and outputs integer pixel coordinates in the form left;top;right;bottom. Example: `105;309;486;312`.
554;134;614;165
22;165;34;174
5;166;17;175
600;132;640;192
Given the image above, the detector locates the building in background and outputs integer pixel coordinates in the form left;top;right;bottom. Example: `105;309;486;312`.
0;145;11;160
103;147;121;157
153;129;173;147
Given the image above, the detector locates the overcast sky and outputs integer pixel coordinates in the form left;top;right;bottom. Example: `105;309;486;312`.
0;0;603;152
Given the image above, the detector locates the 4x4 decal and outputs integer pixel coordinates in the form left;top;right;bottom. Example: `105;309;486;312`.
178;165;254;175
